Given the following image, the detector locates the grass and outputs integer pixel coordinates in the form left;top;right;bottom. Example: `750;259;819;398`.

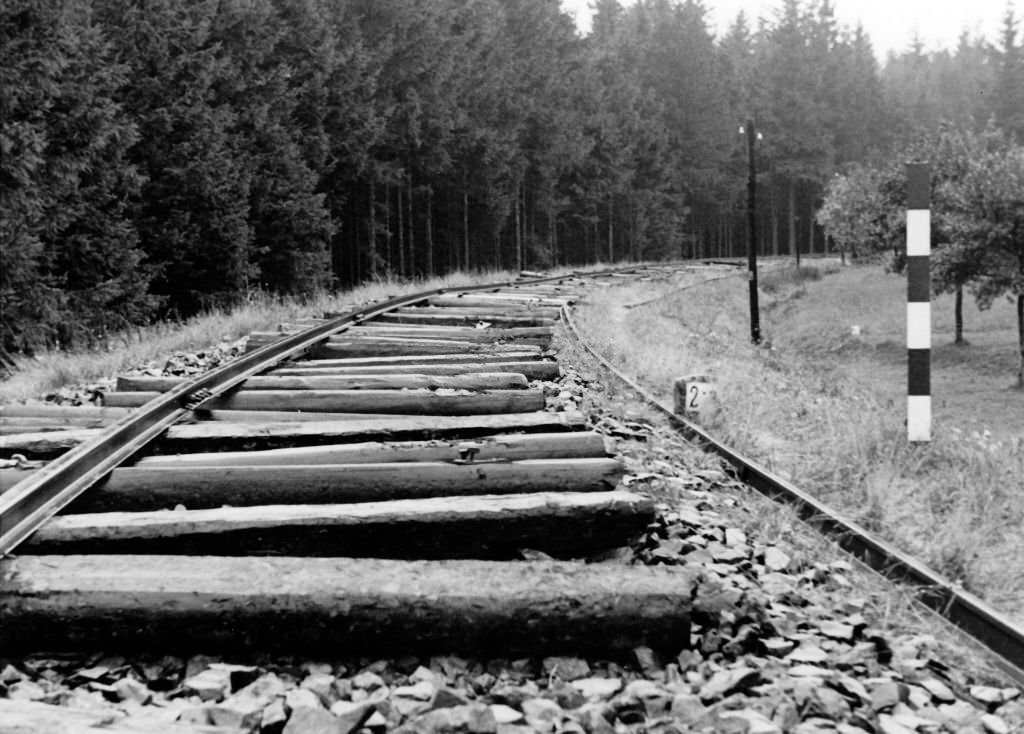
0;265;601;404
575;260;1024;622
558;329;1014;685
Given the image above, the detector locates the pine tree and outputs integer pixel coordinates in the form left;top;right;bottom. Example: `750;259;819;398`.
1;0;153;352
992;5;1024;141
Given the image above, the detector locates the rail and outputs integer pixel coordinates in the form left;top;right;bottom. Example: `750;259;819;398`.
560;303;1024;685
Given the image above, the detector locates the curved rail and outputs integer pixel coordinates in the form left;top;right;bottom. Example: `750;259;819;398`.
560;304;1024;685
0;268;635;557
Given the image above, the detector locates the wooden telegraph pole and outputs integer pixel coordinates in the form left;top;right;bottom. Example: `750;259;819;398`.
744;119;762;345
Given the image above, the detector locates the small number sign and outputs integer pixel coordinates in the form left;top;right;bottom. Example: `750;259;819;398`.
674;376;717;418
686;382;715;414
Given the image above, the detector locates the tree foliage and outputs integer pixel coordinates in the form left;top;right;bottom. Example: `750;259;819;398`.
1;0;1021;355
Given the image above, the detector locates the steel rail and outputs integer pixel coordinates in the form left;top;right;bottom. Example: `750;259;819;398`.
0;267;646;557
561;304;1024;685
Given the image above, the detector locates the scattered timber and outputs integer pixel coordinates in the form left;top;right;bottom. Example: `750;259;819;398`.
102;388;546;414
134;431;610;467
26;491;654;559
2;411;588;457
0;405;131;422
268;360;560;381
311;338;542;359
190;409;399;423
115;372;529;393
0;429;100;459
428;294;568;309
56;457;624;512
375;310;555;327
273;352;542;367
0;555;696;655
347;324;553;345
247;325;553;345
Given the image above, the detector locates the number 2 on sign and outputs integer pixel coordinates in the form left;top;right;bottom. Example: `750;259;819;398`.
688;385;701;409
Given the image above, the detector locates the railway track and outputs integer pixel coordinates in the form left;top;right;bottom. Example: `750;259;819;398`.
2;261;1024;733
0;265;699;658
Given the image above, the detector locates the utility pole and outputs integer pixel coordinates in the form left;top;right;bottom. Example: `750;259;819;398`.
744;118;762;345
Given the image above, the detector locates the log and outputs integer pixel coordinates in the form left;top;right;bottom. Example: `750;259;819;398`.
159;411;587;452
395;304;561;317
136;431;610;467
0;700;238;734
102;388;546;414
313;338;542;359
275;351;543;367
59;457;624;512
115;372;529;393
195;409;399;422
3;431;612;492
0;426;67;435
0;405;131;422
26;490;654;559
0;554;696;655
449;290;572;304
429;294;569;309
247;325;553;345
0;429;99;459
247;338;544;358
503;289;580;299
350;324;554;341
3;412;587;456
0;405;129;433
376;310;555;327
268;360;560;381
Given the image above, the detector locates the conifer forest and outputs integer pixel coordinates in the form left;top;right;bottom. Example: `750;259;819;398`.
2;0;1023;355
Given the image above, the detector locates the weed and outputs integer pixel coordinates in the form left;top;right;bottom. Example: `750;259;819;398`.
576;260;1024;623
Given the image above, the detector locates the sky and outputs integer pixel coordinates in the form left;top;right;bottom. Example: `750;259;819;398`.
559;0;1015;61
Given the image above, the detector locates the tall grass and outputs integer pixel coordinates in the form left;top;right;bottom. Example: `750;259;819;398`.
575;261;1024;620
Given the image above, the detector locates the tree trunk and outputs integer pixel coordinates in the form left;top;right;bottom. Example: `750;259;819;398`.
515;184;523;272
397;182;405;277
771;187;779;256
607;196;614;262
425;186;434;277
955;286;965;345
463;173;470;271
369;178;377;278
789;179;798;265
807;199;815;256
385;183;392;273
548;205;556;265
407;173;414;275
1017;292;1023;388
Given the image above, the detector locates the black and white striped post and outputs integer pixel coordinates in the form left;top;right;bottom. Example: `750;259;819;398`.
906;163;931;442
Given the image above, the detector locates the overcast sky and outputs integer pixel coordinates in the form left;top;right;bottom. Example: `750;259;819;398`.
559;0;1015;61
